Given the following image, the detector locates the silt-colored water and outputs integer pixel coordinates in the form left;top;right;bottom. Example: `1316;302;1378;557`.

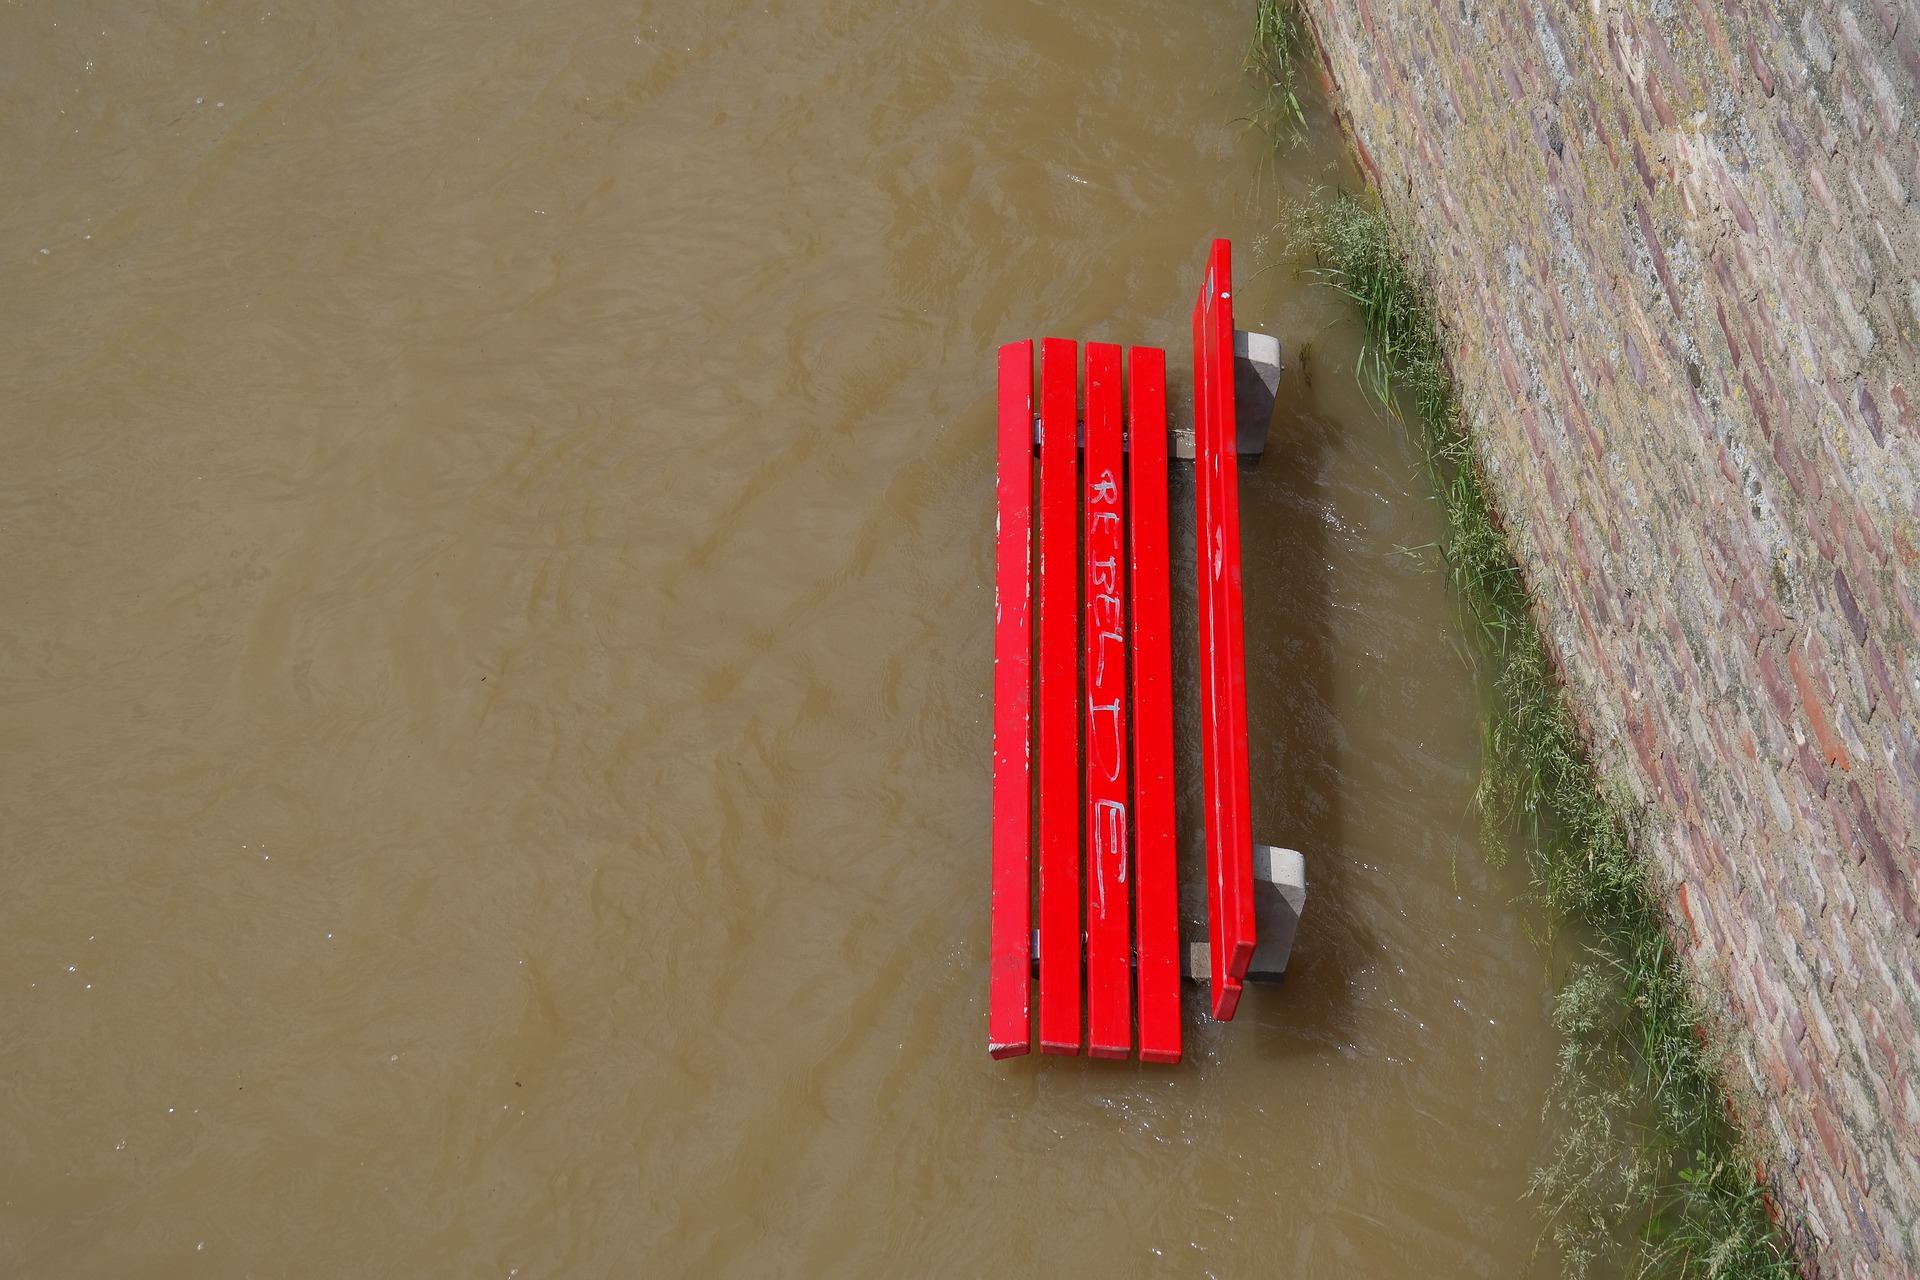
1;1;1559;1274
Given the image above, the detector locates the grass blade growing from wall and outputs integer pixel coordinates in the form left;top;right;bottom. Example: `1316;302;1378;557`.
1280;185;1800;1280
1247;0;1311;146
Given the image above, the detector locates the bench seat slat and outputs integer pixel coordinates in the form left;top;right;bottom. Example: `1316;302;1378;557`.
989;340;1035;1059
1127;346;1181;1063
1036;337;1083;1054
1082;342;1131;1059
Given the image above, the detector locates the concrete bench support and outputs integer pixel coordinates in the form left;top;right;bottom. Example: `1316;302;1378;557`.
1184;845;1307;984
1171;328;1283;459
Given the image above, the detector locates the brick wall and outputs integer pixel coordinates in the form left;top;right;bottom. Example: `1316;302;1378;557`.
1298;0;1920;1272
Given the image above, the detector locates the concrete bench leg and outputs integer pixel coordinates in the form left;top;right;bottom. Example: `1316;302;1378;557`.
1171;329;1283;459
1184;845;1306;985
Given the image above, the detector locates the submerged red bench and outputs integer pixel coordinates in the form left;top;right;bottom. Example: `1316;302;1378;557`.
989;240;1257;1060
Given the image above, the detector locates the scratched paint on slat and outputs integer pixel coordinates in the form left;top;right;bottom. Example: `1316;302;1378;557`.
1082;342;1131;1059
1126;345;1181;1064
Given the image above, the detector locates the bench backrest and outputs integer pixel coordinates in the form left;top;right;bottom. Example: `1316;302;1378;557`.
1192;238;1257;1021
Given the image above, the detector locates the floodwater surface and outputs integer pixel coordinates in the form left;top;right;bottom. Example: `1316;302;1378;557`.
1;0;1561;1274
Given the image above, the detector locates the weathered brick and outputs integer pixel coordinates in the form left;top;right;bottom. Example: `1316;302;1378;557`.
1814;1097;1856;1172
1838;6;1905;132
1807;10;1840;74
1792;640;1853;769
1845;1178;1885;1261
1836;567;1871;641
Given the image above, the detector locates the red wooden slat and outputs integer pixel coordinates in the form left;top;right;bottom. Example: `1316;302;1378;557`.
1192;284;1228;1020
1036;337;1082;1054
1127;346;1181;1064
1214;246;1257;1019
1213;254;1256;1013
989;340;1034;1059
1193;240;1255;1021
1082;342;1131;1059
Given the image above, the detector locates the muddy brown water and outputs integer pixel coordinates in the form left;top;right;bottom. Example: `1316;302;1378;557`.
1;0;1562;1274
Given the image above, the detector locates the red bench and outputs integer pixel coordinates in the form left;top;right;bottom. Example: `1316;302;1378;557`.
990;240;1256;1060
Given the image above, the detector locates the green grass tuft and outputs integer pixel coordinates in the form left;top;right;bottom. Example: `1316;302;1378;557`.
1283;188;1800;1280
1247;0;1311;147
